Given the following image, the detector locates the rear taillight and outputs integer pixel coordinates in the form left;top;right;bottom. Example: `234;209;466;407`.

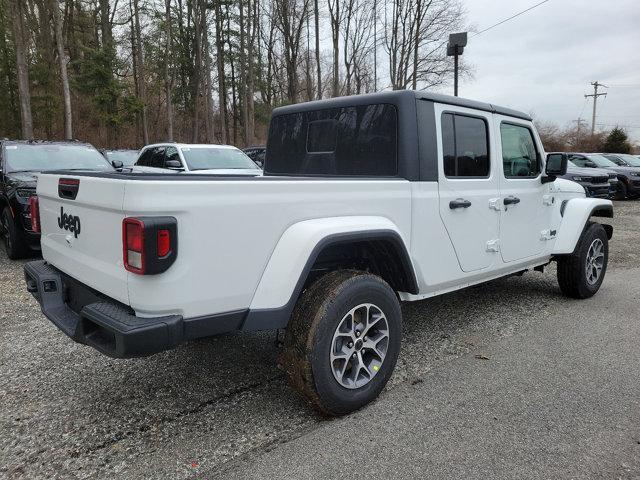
157;229;171;257
29;196;40;233
122;217;178;275
123;218;145;274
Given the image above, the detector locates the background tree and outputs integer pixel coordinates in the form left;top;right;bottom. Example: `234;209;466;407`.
8;0;33;139
0;0;477;148
602;127;632;154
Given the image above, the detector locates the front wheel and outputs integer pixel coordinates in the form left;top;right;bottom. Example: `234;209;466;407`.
556;222;609;299
2;207;29;260
281;270;402;416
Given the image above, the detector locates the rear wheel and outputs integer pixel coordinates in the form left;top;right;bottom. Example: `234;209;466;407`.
557;222;608;299
2;207;29;260
281;270;402;416
616;182;628;200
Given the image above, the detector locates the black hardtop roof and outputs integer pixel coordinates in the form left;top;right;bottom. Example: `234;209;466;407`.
271;90;532;121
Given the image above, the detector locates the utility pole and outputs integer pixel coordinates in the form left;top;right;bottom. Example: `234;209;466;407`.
572;118;586;149
585;81;607;135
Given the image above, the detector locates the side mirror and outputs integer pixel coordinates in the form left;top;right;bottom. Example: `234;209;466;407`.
111;160;124;170
542;153;568;184
165;159;184;170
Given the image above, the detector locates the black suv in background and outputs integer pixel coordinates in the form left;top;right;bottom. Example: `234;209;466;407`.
0;140;114;259
568;153;640;199
242;146;266;167
550;152;615;198
602;153;640;169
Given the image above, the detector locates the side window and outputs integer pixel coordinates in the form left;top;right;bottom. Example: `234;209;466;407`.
569;155;587;168
148;147;166;168
441;113;490;177
164;146;180;167
307;120;337;152
136;148;153;167
266;103;397;176
500;123;540;178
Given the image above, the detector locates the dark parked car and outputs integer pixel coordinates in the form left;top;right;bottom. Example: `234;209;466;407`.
101;149;139;167
0;140;114;259
602;153;640;169
568;153;640;199
242;146;266;167
558;161;615;199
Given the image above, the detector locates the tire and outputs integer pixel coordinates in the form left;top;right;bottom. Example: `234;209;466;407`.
557;222;608;299
616;182;627;200
2;207;29;260
281;270;402;416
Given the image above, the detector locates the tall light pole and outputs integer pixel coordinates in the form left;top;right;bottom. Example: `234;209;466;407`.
447;32;467;97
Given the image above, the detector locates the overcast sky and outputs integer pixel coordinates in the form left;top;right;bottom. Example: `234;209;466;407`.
434;0;640;142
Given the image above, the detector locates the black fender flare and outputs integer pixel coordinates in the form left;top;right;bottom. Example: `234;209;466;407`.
242;230;418;331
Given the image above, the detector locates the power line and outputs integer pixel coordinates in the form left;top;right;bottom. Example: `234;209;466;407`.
470;0;552;38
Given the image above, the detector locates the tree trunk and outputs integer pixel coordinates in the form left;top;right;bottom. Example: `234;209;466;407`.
51;0;73;139
204;31;215;143
246;0;256;145
314;0;321;99
329;0;340;97
214;0;228;143
239;0;248;145
132;0;149;144
412;0;421;90
9;0;33;139
164;0;174;140
192;0;206;143
305;12;313;101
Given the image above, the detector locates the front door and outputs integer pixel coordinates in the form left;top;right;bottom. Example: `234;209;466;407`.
496;118;547;262
436;104;500;273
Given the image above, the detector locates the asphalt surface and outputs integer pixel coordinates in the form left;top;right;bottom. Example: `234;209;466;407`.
1;200;639;479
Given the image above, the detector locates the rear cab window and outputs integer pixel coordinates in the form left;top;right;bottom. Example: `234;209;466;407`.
441;112;490;177
265;103;398;176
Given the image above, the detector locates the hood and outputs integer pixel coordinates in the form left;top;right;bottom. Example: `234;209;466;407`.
565;165;610;177
5;170;38;188
606;165;640;175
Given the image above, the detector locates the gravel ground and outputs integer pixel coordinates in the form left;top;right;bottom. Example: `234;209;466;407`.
0;200;638;479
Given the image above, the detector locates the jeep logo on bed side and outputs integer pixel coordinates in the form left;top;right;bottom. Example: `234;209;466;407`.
57;207;81;238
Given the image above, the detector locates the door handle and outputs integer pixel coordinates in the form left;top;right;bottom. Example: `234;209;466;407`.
503;196;521;206
449;198;472;209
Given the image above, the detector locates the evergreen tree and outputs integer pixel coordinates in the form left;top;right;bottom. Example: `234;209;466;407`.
603;127;632;154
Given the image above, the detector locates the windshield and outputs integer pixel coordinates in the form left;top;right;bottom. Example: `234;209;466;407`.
180;147;259;171
4;144;112;172
618;154;640;167
585;154;617;168
106;150;139;166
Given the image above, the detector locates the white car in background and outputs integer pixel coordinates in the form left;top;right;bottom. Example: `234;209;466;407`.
133;143;262;175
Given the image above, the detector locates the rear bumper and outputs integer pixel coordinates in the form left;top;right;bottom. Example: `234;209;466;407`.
24;260;185;358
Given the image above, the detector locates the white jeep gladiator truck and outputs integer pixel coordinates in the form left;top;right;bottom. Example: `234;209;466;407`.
24;91;613;416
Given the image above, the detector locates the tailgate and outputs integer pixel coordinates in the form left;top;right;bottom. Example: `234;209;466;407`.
37;174;129;305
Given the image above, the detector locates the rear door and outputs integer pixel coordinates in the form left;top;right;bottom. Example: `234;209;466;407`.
435;104;500;272
496;118;548;262
37;174;129;305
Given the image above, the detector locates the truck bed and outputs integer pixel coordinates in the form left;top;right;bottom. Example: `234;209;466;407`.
36;171;413;320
